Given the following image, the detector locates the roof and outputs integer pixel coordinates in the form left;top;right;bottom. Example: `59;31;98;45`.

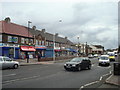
0;21;32;37
29;29;74;45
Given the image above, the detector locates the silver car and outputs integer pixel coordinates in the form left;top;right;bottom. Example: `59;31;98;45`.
0;56;19;69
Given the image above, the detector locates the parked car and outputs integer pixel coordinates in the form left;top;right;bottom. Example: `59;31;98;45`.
98;55;110;66
88;54;94;58
94;54;98;57
64;57;91;71
0;56;19;69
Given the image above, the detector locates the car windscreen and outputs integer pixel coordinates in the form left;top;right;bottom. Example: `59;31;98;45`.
109;54;114;56
100;57;109;60
3;57;12;61
70;58;82;62
0;58;3;61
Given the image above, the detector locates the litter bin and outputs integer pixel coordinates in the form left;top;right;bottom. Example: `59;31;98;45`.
113;62;120;75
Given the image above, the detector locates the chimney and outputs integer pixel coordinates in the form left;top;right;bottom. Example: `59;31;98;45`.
65;37;67;39
42;29;45;33
55;33;58;36
32;26;36;30
4;17;11;23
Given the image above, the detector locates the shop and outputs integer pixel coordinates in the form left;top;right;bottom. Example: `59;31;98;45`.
20;46;36;59
66;48;77;56
35;45;46;58
0;43;20;59
45;48;54;58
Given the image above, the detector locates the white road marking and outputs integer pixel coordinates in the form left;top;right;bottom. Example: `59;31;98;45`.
3;74;16;77
80;70;112;89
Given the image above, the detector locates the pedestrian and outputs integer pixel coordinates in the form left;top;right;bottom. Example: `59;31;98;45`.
26;52;29;63
38;52;41;62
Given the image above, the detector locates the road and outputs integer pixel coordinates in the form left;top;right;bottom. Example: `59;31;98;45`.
2;58;113;89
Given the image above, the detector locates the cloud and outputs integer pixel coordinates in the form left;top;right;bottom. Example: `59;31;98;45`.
1;1;118;49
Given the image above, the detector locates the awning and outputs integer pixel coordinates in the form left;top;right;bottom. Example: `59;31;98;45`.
67;48;77;53
20;46;36;51
35;45;46;50
54;49;62;52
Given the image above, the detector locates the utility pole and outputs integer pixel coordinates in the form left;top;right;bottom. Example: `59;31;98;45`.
27;21;32;63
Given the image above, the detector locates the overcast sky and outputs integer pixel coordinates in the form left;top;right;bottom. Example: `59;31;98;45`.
0;0;119;49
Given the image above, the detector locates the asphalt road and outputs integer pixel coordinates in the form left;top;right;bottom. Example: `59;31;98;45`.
2;58;113;89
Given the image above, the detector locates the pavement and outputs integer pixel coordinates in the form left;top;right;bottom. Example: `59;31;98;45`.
16;58;69;66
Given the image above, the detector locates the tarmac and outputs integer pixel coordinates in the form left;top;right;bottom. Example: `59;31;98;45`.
17;58;120;89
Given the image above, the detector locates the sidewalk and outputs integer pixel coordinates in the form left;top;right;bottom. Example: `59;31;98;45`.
17;58;69;66
98;74;120;88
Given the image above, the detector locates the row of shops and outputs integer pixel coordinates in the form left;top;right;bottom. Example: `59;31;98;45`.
0;43;77;59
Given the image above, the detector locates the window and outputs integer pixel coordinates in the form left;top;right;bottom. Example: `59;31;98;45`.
42;41;44;45
36;40;38;45
13;37;18;43
8;36;12;42
25;38;28;44
30;39;33;44
21;38;25;44
39;40;42;45
8;36;18;43
46;41;48;46
0;34;2;42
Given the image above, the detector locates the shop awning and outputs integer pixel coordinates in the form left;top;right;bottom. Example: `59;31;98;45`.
35;45;46;50
54;49;61;51
66;48;77;53
20;46;36;51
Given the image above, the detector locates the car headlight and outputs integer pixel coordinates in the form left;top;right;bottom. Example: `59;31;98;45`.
72;64;76;67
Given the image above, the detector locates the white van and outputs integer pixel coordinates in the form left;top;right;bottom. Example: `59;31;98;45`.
98;55;110;66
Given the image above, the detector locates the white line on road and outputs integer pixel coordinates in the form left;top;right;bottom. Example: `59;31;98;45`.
3;74;16;77
80;70;112;89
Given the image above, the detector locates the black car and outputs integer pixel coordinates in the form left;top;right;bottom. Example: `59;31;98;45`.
64;57;91;71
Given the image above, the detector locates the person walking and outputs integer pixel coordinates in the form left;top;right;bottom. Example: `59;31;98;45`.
38;52;41;62
26;52;29;63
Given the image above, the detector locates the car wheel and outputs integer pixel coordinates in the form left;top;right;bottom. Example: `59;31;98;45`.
13;64;18;69
88;65;91;70
78;66;81;71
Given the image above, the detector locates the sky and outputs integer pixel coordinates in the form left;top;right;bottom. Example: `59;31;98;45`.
0;0;119;49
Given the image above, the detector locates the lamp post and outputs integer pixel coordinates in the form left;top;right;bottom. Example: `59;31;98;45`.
77;36;80;56
52;20;62;62
53;34;55;62
27;21;32;63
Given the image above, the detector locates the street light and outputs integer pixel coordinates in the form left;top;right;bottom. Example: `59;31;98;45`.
52;20;62;62
77;36;80;56
27;21;32;63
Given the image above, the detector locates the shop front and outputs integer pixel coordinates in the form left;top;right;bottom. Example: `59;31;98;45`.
35;45;46;58
66;48;77;56
54;47;61;57
0;43;20;59
20;46;36;59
